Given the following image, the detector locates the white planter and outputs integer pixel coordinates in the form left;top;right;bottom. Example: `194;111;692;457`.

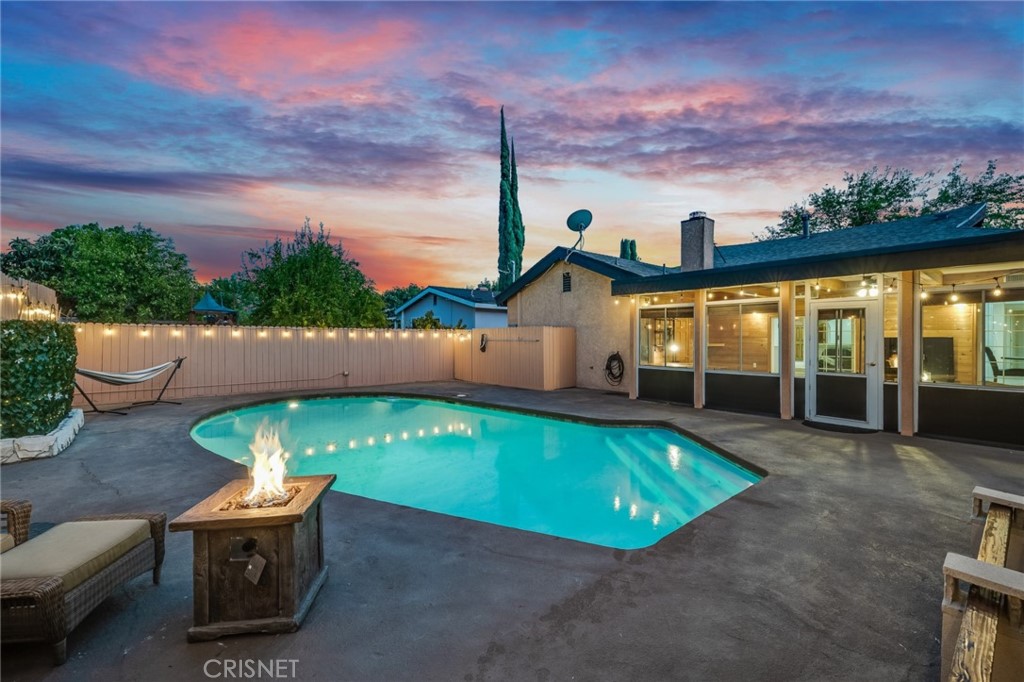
0;409;84;465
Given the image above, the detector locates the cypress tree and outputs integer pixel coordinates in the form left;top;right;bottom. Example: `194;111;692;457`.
497;107;515;291
628;239;638;261
510;137;525;280
619;239;629;259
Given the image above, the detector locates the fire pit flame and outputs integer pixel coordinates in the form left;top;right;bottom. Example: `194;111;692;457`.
243;423;292;507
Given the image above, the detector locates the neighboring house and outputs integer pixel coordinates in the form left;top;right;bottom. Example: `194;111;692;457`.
496;249;667;393
395;286;507;329
506;204;1024;447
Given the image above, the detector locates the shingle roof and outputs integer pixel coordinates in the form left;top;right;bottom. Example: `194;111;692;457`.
394;286;505;314
613;203;1024;295
495;247;669;305
430;286;499;305
713;203;989;267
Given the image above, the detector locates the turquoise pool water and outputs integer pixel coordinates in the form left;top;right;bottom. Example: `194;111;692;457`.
190;396;760;549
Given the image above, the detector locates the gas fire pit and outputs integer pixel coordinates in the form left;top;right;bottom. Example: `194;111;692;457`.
169;473;335;642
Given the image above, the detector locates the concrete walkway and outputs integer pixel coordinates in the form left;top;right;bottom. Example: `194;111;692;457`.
2;382;1021;682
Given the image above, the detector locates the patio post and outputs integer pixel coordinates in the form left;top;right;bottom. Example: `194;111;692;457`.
898;270;917;436
779;281;794;419
694;288;706;408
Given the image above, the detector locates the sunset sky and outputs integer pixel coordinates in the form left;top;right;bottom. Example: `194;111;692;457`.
2;2;1022;289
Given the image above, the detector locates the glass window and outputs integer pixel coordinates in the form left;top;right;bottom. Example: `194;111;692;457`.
921;291;982;385
640;307;694;368
816;308;866;374
795;296;806;378
982;292;1024;387
707;302;779;373
707;305;740;370
883;290;899;383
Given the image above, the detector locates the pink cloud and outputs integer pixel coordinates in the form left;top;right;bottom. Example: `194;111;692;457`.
129;12;420;103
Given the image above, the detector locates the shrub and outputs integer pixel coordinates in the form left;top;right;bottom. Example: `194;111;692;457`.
0;320;77;438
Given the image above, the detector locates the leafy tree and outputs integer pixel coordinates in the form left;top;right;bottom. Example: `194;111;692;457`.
205;274;257;323
242;218;387;327
924;160;1024;228
411;310;466;330
475;277;496;291
759;167;926;239
382;283;423;321
1;223;198;322
758;161;1022;240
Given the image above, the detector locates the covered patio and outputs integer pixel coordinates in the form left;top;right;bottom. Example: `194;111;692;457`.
2;382;1021;681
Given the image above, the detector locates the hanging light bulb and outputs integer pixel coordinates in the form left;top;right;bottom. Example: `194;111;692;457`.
949;284;959;303
868;280;879;297
885;279;894;294
992;278;1003;297
920;286;929;300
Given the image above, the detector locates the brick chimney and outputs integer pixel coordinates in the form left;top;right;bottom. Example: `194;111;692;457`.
680;211;715;272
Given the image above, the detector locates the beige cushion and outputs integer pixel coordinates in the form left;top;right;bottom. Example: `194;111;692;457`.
0;532;14;553
0;520;150;591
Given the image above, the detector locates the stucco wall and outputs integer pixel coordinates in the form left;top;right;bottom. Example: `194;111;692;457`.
507;263;632;392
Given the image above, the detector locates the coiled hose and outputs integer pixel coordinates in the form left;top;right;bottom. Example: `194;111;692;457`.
605;351;625;386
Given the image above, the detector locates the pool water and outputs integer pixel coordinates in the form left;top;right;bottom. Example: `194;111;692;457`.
190;396;760;549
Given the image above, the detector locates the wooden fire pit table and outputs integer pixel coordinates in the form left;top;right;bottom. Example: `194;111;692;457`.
169;474;336;642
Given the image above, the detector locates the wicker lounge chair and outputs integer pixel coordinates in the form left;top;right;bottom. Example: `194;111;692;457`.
0;499;166;664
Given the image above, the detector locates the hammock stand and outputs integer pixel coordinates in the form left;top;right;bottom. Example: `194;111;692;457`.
75;357;187;415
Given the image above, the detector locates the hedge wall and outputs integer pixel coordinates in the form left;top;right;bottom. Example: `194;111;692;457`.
0;320;77;439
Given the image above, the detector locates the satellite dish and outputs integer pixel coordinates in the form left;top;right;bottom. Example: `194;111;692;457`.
566;209;592;233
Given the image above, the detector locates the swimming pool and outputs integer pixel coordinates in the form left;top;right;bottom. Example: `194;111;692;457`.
190;396;761;549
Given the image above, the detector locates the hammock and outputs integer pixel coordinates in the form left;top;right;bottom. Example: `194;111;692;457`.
75;357;186;415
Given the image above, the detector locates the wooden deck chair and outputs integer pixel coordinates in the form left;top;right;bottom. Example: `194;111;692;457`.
74;357;186;415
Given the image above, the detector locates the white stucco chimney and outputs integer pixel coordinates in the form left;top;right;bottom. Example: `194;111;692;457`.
680;211;715;272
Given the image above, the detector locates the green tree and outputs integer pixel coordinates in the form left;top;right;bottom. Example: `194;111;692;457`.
759;166;926;239
242;218;387;327
205;274;257;323
619;239;638;260
924;160;1024;228
497;107;516;291
475;277;496;291
510;137;525;280
1;223;198;322
411;310;466;330
382;283;423;322
758;161;1022;240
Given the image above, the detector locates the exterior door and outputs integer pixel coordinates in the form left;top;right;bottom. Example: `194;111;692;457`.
806;300;882;429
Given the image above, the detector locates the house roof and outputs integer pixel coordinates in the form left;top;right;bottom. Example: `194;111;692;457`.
395;286;506;314
192;292;235;314
495;247;669;305
613;203;1024;295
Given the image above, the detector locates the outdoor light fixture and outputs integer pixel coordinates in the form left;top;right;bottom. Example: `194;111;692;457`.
920;287;929;300
868;280;879;297
949;285;959;303
772;284;780;294
993;278;1003;296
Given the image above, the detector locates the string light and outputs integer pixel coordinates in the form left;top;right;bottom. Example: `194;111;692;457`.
919;286;929;300
948;284;959;303
992;278;1003;297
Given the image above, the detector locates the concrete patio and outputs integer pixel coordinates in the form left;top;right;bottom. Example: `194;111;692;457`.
2;381;1021;681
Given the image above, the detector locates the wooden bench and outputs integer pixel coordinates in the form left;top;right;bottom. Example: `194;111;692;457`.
941;487;1024;682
